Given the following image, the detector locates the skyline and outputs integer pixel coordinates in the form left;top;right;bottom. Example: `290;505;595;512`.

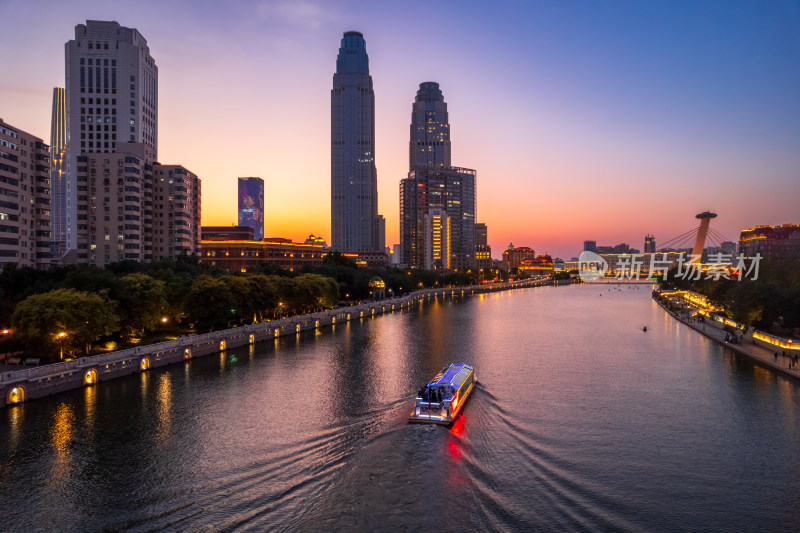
1;0;799;259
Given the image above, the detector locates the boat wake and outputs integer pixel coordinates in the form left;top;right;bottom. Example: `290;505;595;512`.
454;385;641;531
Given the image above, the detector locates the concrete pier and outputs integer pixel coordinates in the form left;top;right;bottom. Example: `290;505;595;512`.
2;278;559;407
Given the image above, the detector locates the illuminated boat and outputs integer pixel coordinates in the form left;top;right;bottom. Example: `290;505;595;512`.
409;363;475;425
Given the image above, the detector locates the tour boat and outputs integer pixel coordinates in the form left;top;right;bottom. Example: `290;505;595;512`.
409;363;475;425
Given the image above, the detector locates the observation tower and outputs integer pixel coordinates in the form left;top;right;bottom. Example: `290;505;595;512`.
691;211;717;262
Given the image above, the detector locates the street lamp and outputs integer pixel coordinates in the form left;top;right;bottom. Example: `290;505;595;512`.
58;332;66;360
278;302;284;319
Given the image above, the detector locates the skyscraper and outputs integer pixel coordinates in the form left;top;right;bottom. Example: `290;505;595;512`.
64;20;158;252
50;88;67;257
331;31;382;252
238;177;264;240
409;82;451;169
400;82;478;270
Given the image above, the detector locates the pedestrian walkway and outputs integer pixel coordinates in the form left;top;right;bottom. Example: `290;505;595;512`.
659;300;800;381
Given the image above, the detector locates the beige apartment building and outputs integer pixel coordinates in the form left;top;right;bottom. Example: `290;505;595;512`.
0;118;52;268
72;142;199;266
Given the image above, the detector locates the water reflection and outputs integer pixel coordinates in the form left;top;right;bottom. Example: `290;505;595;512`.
83;384;97;446
2;286;800;532
155;374;172;445
48;402;75;487
5;405;23;454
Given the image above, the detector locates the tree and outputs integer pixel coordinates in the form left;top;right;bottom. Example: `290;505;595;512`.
115;273;167;338
222;275;259;324
186;276;235;331
248;274;277;320
148;266;193;325
61;266;119;294
12;288;119;357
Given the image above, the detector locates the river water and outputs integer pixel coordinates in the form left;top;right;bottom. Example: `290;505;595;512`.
2;284;799;531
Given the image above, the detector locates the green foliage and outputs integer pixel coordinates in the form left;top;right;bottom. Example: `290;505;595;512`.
186;276;236;331
323;251;358;269
3;250;499;354
115;273;167;338
248;274;278;320
11;288;119;357
662;259;800;330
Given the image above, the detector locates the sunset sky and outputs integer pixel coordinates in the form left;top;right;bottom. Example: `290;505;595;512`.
1;0;798;259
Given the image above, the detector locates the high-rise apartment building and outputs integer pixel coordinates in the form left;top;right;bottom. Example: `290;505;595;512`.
583;240;597;253
331;31;382;252
73;144;147;265
0;119;52;268
152;164;201;259
400;82;478;270
238;177;264;240
64;20;158;252
50;88;67;257
73;143;200;266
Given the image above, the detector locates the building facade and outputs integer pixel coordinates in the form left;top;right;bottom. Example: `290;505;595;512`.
50;87;67;257
202;226;254;240
330;31;382;253
475;222;492;270
739;224;800;260
401;166;476;270
238;177;264;240
64;20;158;253
423;208;450;270
502;244;536;271
518;253;555;275
72;144;200;266
73;144;147;264
152;164;201;260
0;119;52;268
409;81;451;169
644;234;655;253
200;238;327;273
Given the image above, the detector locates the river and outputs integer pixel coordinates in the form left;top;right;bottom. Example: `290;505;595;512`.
1;284;799;531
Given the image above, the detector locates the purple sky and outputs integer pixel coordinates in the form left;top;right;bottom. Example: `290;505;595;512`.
1;0;799;258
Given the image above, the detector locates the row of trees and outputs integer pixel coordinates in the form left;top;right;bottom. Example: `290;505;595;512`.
3;258;341;359
658;259;800;332
1;253;511;361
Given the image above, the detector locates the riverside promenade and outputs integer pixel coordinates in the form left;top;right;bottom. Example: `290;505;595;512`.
654;293;800;382
1;277;559;407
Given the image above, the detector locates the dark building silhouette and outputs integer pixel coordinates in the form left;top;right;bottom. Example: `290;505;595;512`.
330;31;383;253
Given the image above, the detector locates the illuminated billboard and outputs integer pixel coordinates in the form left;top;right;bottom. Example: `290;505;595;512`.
238;177;264;240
